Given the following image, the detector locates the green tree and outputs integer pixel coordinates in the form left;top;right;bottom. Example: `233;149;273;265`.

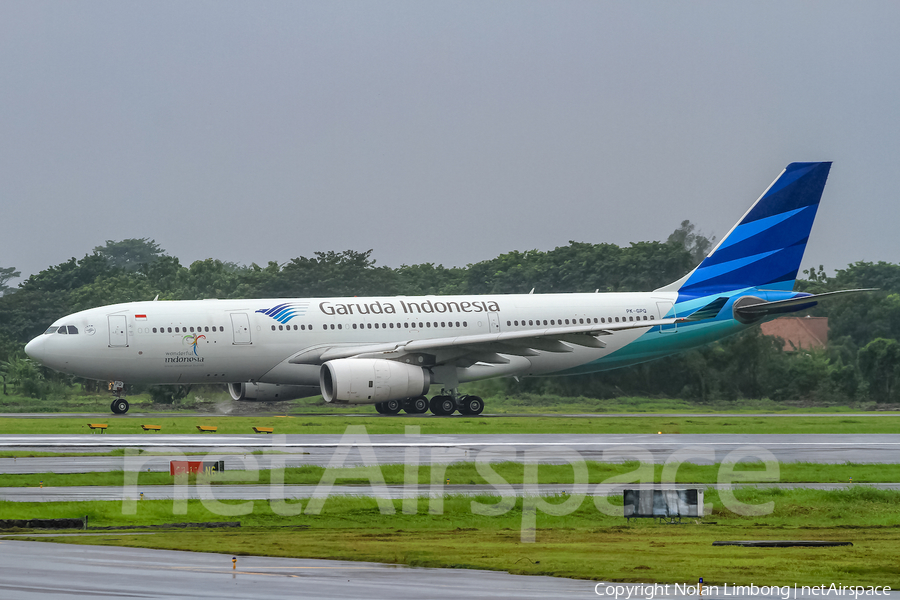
93;238;165;271
667;220;715;266
857;338;900;402
0;266;20;296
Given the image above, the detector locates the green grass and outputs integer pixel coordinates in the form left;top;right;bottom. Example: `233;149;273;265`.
1;461;892;488
3;488;899;585
2;414;900;435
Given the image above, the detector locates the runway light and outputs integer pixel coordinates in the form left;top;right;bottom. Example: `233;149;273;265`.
140;492;144;501
658;431;662;435
232;557;237;570
40;480;43;489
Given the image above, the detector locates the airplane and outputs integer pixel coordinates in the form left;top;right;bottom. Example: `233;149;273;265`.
25;162;869;415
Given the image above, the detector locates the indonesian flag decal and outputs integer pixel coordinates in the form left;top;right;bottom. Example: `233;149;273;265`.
135;314;148;320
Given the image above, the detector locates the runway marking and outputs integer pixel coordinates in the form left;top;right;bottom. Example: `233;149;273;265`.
171;565;379;570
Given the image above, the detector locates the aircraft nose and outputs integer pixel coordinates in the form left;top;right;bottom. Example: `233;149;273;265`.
24;335;47;365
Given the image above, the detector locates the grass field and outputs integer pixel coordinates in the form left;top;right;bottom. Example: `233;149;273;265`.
3;488;899;586
0;461;890;488
2;414;900;435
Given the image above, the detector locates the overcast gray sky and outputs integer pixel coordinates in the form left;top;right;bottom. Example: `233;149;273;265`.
2;1;898;287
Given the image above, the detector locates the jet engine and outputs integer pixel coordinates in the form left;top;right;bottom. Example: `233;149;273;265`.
227;382;320;402
320;358;431;404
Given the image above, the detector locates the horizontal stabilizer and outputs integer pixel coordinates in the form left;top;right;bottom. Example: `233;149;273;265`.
734;288;876;320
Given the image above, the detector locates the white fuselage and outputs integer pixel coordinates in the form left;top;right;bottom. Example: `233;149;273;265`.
25;291;740;389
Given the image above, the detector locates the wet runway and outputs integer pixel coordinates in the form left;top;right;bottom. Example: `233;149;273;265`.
0;540;894;600
2;482;897;502
0;540;591;599
2;434;900;474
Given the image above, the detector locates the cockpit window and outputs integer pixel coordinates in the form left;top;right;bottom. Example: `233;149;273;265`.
44;326;58;334
67;326;78;334
57;326;67;334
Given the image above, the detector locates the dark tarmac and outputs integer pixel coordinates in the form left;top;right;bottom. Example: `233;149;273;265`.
0;540;591;599
2;434;900;473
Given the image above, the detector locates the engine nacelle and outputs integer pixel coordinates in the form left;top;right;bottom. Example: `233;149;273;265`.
227;382;319;402
320;358;431;404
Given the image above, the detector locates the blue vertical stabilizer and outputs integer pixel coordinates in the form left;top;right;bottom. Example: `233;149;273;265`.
674;162;831;299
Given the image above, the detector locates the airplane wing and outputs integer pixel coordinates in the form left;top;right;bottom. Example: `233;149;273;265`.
288;298;726;367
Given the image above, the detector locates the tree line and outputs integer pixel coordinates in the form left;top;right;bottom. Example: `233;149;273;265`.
2;229;899;404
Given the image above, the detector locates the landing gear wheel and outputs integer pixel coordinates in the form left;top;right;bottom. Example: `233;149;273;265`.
382;399;402;415
111;399;129;414
429;395;456;416
403;396;429;414
463;395;484;416
374;402;386;414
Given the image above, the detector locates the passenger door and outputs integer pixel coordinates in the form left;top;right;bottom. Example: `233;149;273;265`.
230;313;252;345
108;315;128;347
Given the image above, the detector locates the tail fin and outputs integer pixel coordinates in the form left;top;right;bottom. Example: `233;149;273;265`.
665;162;832;298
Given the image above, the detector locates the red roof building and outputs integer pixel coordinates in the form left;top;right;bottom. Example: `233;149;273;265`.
759;316;829;351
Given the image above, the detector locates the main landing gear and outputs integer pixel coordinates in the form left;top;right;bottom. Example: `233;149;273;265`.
373;391;483;416
374;396;429;415
109;380;129;415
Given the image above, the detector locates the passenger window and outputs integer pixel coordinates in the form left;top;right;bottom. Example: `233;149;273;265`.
404;323;409;328
426;322;431;327
367;323;372;329
383;323;387;329
272;325;276;331
338;324;342;329
565;319;569;325
601;318;605;323
167;327;172;333
463;321;467;327
279;325;283;330
629;316;634;322
353;324;357;329
615;317;619;323
390;323;394;328
330;324;335;330
650;316;654;320
375;323;379;329
579;319;584;324
153;328;157;333
323;325;328;330
507;321;511;326
455;321;460;327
